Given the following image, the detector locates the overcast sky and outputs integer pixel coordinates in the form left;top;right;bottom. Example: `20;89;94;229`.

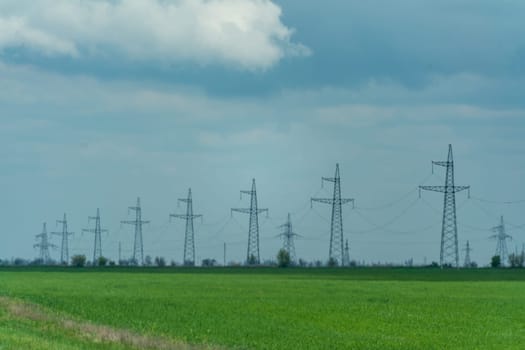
1;0;524;265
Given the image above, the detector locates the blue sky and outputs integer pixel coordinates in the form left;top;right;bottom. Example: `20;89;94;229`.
1;0;524;265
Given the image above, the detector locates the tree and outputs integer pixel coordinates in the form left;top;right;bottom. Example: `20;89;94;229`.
71;254;86;267
327;257;338;267
508;253;524;268
491;255;501;268
202;258;217;267
155;256;166;267
144;255;153;266
247;254;258;265
277;249;291;268
97;256;108;267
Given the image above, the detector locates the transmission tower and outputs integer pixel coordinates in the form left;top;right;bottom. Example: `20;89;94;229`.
419;144;470;268
311;163;354;266
343;239;350;267
121;197;150;265
277;213;300;264
51;213;74;265
463;240;472;267
231;179;268;265
83;208;108;264
34;223;57;264
170;188;202;266
490;215;512;266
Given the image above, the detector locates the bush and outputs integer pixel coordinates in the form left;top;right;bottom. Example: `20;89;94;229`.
277;249;291;268
71;255;87;267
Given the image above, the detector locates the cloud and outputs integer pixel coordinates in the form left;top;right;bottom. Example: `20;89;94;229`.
0;0;309;70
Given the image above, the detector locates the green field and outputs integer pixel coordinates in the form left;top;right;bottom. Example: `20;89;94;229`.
1;268;525;349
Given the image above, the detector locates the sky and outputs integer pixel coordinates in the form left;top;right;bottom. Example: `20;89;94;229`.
1;0;525;266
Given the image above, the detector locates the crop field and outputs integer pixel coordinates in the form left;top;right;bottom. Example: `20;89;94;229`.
0;268;525;349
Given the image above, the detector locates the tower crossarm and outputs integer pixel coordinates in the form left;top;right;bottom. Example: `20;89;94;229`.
121;220;150;225
33;242;57;249
82;228;108;233
432;161;451;168
322;177;336;183
231;208;268;215
311;198;354;206
51;231;73;236
170;214;202;220
419;185;470;194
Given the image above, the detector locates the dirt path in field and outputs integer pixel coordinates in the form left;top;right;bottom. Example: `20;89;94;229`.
0;296;222;350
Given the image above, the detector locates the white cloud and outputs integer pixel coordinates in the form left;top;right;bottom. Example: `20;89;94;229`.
0;0;310;70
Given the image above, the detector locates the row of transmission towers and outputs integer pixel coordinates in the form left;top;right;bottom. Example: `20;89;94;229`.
35;210;108;265
33;144;499;268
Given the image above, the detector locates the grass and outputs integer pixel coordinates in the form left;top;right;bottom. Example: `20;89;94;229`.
1;267;525;349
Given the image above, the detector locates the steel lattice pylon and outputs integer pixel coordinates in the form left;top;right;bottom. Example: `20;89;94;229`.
420;144;470;268
83;208;108;264
343;239;350;267
34;222;56;264
277;213;300;264
311;164;354;266
121;197;150;265
490;215;512;266
170;188;202;266
231;179;268;265
463;240;472;267
51;213;73;265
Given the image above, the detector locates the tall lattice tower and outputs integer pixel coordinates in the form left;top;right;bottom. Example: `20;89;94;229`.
121;197;150;265
420;144;470;268
170;188;202;266
463;240;472;267
51;213;73;264
83;208;108;263
311;164;354;266
490;215;512;266
343;239;350;267
277;213;300;264
231;179;268;265
34;223;56;264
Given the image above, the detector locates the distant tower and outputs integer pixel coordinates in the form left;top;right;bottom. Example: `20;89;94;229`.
121;197;150;265
419;144;470;268
34;223;56;264
83;208;108;264
463;240;473;267
311;164;354;266
490;215;512;266
231;179;268;265
170;188;202;266
51;213;74;265
277;213;300;263
343;240;350;267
